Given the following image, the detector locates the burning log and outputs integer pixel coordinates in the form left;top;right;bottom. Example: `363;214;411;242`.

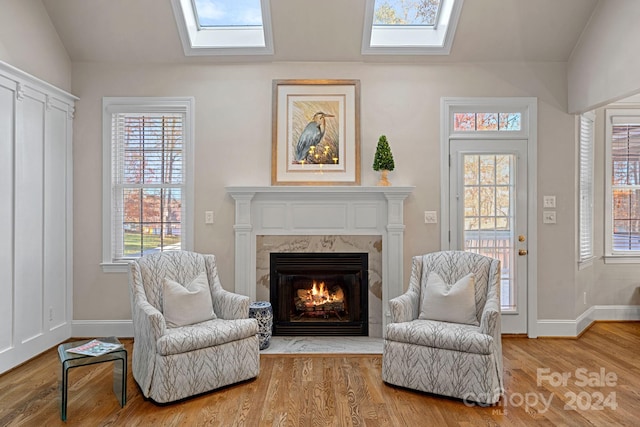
294;281;346;313
295;299;345;312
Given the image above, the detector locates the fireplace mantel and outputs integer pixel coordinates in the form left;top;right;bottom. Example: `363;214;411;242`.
226;186;413;330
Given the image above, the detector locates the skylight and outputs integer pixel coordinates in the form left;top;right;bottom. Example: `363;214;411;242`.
362;0;464;55
194;0;262;27
373;0;441;26
171;0;273;56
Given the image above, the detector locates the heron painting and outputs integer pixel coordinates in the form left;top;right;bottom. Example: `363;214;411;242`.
292;101;339;165
272;79;360;185
295;111;334;161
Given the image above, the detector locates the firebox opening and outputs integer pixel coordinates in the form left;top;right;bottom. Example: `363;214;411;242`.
270;252;368;336
294;277;347;321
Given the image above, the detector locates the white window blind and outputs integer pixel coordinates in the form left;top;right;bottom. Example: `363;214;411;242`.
112;113;184;260
578;112;594;262
604;109;640;261
610;121;640;252
102;97;194;270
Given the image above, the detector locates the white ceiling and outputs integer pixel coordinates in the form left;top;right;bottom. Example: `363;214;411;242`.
41;0;599;64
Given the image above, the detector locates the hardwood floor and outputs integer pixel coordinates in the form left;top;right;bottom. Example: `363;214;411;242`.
0;322;638;426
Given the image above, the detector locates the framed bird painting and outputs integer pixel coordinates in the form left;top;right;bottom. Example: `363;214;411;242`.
272;79;361;185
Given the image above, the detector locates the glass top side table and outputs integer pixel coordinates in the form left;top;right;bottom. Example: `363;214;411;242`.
57;336;127;421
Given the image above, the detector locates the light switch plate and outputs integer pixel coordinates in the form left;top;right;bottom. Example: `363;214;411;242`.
543;211;556;224
543;195;556;208
205;211;214;224
424;211;437;224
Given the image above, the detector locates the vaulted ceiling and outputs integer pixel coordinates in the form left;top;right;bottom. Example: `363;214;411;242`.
41;0;599;64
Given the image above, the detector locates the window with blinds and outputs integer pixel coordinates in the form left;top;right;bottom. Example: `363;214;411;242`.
112;113;184;259
578;112;594;263
102;98;193;268
605;109;640;259
611;122;640;252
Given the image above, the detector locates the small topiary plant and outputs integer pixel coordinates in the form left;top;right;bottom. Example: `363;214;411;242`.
373;135;395;171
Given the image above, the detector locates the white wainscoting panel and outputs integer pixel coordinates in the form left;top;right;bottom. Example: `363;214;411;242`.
0;61;76;374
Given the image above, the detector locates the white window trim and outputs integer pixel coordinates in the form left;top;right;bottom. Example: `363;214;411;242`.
101;97;195;273
604;108;640;264
171;0;274;56
578;111;595;268
362;0;464;55
440;97;537;247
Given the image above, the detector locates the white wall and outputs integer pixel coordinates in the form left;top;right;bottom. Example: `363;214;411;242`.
71;60;581;323
0;0;71;92
585;106;640;309
0;0;632;332
551;0;640;326
568;0;640;113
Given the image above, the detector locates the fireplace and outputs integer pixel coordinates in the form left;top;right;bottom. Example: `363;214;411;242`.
227;185;413;336
270;252;368;336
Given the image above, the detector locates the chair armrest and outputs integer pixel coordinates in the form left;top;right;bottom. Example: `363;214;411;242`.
132;298;166;351
480;308;500;336
388;291;420;323
212;288;250;320
128;260;166;346
480;294;501;338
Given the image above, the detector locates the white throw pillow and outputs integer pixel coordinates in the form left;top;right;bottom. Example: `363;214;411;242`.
418;271;478;325
162;272;216;328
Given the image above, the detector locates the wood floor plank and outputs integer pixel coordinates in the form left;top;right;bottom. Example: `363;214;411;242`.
0;322;638;426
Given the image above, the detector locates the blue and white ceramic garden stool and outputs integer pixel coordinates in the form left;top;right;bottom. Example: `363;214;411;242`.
249;301;273;350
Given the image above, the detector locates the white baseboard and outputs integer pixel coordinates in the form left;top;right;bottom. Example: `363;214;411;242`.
536;305;640;337
71;306;640;340
536;319;581;337
72;320;133;338
591;305;640;321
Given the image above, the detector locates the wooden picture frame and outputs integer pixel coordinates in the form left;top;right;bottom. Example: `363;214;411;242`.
272;79;361;185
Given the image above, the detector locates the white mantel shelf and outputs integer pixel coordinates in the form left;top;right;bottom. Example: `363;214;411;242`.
226;186;414;194
226;185;414;331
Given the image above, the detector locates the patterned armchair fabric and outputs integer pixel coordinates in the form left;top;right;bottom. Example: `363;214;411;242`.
382;251;503;404
128;251;260;403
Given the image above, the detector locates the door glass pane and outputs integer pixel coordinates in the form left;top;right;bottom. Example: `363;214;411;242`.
477;113;498;131
463;154;516;311
499;113;522;131
454;113;476;131
453;112;522;132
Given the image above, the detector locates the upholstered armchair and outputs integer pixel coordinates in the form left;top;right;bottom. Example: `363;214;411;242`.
382;251;503;404
128;251;260;403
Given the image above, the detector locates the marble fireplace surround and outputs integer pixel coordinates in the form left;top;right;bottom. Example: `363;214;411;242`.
226;186;413;336
258;235;381;336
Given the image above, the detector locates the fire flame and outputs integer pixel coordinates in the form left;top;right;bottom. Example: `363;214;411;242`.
299;281;344;306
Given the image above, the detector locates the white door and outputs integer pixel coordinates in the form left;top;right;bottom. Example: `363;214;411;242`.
450;139;528;333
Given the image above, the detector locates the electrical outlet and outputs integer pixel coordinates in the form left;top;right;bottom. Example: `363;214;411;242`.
543;195;556;208
424;211;437;224
205;211;214;224
583;292;587;305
